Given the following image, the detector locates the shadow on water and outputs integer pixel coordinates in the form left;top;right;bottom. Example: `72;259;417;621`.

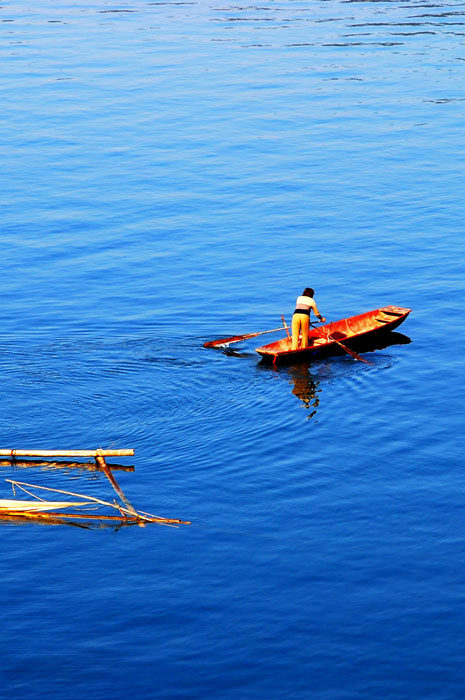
347;330;411;354
218;347;254;359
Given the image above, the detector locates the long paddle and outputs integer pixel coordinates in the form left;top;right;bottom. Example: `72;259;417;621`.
310;321;373;365
204;325;285;348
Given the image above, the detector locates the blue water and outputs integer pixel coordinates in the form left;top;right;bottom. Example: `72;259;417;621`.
1;0;465;697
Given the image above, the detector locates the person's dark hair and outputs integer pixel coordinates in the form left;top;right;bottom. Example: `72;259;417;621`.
303;287;314;297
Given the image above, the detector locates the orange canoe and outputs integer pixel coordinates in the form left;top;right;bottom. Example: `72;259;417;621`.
255;306;411;364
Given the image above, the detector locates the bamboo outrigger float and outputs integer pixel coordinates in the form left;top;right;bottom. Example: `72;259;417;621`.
0;449;190;527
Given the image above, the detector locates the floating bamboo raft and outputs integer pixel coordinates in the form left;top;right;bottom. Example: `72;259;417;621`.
0;449;190;527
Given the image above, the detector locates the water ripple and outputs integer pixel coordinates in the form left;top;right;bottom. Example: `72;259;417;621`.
1;0;464;696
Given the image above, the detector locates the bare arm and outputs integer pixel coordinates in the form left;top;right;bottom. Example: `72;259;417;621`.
310;299;326;323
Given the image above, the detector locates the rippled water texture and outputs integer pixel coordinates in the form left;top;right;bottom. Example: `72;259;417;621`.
1;1;465;698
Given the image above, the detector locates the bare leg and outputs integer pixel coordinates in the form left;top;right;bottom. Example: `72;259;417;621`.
292;314;302;350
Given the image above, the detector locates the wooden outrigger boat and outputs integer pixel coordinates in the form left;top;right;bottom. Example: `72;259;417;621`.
255;306;411;365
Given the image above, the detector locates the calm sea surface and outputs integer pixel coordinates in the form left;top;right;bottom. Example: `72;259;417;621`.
1;1;465;698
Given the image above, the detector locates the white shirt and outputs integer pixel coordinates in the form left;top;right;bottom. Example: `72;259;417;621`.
295;295;313;310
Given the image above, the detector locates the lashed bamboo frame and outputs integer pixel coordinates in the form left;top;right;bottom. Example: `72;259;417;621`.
0;448;190;527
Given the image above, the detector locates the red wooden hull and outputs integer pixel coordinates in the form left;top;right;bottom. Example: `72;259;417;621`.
255;306;411;364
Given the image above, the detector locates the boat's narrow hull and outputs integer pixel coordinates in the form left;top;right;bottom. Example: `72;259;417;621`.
255;306;411;364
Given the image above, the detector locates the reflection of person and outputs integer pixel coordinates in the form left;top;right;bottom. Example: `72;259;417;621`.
289;365;320;417
292;288;326;350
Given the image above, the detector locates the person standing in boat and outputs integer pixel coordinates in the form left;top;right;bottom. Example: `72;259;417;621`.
292;288;326;350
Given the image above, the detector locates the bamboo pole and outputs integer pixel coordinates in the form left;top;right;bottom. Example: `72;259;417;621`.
6;479;191;525
0;449;134;458
6;479;150;520
95;450;139;517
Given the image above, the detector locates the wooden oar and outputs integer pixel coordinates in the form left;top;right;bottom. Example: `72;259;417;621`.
310;322;373;365
281;315;291;340
204;325;285;348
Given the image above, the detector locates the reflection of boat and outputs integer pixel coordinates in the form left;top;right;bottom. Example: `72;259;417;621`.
256;306;411;365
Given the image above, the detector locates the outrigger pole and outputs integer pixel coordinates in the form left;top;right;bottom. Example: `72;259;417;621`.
0;449;134;458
